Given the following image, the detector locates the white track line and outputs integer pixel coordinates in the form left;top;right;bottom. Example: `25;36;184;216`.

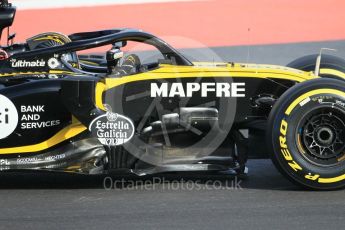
12;0;198;10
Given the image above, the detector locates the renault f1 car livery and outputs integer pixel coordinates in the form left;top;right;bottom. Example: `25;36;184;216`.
0;1;344;190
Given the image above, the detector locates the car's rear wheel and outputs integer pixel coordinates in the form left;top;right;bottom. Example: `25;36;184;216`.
267;78;345;190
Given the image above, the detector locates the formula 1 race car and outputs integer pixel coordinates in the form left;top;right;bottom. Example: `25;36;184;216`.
0;1;344;190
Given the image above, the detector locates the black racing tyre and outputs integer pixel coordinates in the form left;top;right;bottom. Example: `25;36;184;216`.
267;78;345;190
287;54;345;80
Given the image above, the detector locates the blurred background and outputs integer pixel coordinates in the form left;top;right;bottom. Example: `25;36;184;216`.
8;0;345;64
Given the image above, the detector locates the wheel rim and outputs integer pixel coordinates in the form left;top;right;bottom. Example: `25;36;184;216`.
297;106;345;167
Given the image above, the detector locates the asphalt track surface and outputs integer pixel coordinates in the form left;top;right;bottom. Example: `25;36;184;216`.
0;41;344;230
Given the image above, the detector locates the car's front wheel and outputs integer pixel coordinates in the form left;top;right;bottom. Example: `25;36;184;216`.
287;54;345;80
267;78;345;190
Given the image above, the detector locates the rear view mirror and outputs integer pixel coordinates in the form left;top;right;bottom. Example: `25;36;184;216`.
114;41;127;48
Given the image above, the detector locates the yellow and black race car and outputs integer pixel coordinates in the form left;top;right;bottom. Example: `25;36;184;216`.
0;1;344;190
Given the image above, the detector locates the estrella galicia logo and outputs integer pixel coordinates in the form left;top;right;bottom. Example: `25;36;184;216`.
0;94;18;139
89;105;135;146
